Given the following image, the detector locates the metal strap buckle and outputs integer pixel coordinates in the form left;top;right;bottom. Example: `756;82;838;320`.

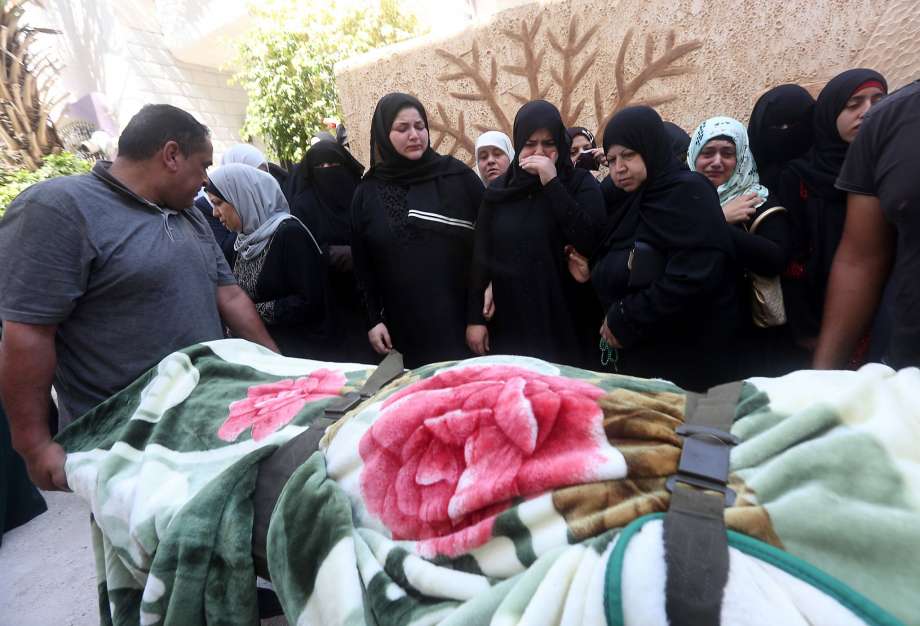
323;391;364;418
666;424;739;506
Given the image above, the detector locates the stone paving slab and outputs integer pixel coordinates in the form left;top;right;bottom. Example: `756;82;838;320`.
0;491;96;626
0;491;289;626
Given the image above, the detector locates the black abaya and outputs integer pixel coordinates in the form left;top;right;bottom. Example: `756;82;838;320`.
351;93;484;368
469;101;605;367
781;69;887;343
285;141;373;362
592;106;741;391
748;84;815;191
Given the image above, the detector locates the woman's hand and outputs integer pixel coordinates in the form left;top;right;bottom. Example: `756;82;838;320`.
368;322;393;354
483;283;495;321
565;245;590;283
599;320;623;349
722;192;761;224
520;155;558;186
466;324;490;355
327;245;353;272
585;148;606;166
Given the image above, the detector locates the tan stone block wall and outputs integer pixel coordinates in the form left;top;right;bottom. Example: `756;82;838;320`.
115;25;249;159
31;0;249;160
336;0;920;167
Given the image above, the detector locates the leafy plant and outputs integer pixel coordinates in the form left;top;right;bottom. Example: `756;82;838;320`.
1;0;64;169
0;152;91;215
230;0;423;165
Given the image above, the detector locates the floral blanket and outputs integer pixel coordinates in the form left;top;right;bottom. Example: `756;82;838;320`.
57;340;919;626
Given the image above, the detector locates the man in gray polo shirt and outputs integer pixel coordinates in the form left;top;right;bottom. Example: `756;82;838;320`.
0;104;279;491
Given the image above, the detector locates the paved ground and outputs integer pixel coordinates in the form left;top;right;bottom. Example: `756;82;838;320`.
0;491;97;626
0;492;287;626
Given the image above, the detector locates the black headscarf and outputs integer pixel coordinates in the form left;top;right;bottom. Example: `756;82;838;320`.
484;100;574;202
662;121;691;168
748;84;815;190
285;140;365;244
788;69;887;199
365;92;468;184
599;106;731;255
782;71;886;342
566;126;596;147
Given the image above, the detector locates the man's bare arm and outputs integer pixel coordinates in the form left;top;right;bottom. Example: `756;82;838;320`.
216;284;280;353
0;321;69;490
813;193;895;369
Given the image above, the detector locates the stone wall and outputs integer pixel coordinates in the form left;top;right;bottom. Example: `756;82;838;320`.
336;0;920;167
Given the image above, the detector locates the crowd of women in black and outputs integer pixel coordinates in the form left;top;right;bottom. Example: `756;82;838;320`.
199;66;906;391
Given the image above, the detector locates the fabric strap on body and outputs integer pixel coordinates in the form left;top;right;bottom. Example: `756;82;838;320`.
251;350;405;578
663;381;744;626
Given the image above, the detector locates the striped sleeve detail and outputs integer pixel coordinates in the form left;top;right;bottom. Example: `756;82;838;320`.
407;210;475;231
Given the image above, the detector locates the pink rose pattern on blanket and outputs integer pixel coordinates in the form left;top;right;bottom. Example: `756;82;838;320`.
359;365;625;557
218;369;347;442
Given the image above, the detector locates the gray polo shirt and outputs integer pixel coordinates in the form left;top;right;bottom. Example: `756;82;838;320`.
0;162;236;421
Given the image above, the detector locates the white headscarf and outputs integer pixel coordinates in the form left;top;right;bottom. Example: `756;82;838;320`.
221;143;268;169
208;163;320;261
474;131;515;181
687;116;769;206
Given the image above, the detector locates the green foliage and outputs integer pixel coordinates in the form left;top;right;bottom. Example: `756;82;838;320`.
231;0;423;164
0;152;92;215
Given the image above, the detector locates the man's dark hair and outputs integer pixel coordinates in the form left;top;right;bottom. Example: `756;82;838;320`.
117;104;210;160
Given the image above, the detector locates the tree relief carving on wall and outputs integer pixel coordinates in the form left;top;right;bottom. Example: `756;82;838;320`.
429;15;702;164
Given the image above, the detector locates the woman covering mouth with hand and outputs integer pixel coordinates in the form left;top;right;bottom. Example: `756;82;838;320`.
466;100;605;367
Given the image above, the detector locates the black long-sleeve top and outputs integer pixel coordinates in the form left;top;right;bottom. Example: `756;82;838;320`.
592;175;741;391
730;197;802;376
351;169;484;368
730;198;792;277
773;166;846;342
468;171;605;367
234;220;328;357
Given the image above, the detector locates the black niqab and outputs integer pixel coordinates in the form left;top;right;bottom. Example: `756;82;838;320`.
286;140;364;244
748;84;815;189
788;69;887;199
485;100;574;202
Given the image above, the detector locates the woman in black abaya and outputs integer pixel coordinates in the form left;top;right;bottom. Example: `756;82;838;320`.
287;140;364;244
778;69;887;350
285;141;374;362
351;93;484;368
747;84;815;192
466;100;605;367
592;106;740;391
